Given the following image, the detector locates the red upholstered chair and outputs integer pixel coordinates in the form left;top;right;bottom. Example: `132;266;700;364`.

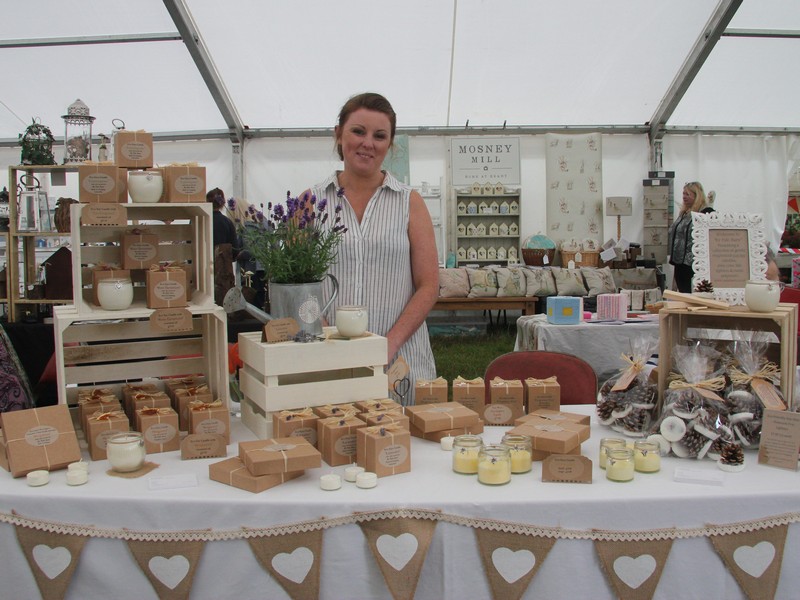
484;351;598;405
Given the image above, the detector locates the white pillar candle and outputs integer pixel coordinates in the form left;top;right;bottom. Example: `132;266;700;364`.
356;472;378;489
66;470;89;486
319;473;342;491
68;461;89;473
344;465;365;482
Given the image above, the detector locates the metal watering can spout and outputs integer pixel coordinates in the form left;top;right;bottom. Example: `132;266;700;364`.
222;287;273;324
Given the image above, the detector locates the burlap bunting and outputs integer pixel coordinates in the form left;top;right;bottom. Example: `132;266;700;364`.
247;528;323;600
126;537;206;600
594;536;674;600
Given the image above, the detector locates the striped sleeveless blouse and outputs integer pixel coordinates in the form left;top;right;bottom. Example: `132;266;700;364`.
312;171;436;403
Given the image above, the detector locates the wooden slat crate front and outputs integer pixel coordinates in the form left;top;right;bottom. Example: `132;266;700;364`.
657;302;798;409
53;304;229;408
238;329;388;439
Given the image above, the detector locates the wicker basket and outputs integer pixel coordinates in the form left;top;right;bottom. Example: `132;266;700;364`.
522;248;556;266
560;250;600;268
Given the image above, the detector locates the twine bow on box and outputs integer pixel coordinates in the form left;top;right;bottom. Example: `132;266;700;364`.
453;376;483;390
525;376;558;387
279;407;314;421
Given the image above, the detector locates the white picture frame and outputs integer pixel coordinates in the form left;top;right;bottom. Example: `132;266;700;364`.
691;212;768;305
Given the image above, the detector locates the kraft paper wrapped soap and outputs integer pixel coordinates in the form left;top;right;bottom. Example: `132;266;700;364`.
356;424;411;478
451;376;485;413
188;399;230;444
317;415;365;467
0;405;81;477
485;377;524;425
146;264;188;308
525;376;561;412
137;407;180;454
239;436;322;476
86;410;130;461
121;229;159;270
405;402;480;434
414;377;448;405
272;408;319;447
209;457;302;493
162;164;206;203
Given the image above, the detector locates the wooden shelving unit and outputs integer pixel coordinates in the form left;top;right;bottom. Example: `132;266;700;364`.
452;190;521;266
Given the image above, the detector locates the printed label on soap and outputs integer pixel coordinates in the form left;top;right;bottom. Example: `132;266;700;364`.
127;242;157;263
145;423;177;444
95;429;121;450
121;141;151;161
82;173;115;195
379;444;408;468
154;280;185;301
174;175;203;194
290;427;317;446
195;418;226;436
334;433;357;457
484;404;512;424
181;434;227;459
25;426;59;447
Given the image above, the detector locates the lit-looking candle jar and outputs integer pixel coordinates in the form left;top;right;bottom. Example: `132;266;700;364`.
633;440;661;473
501;433;532;474
452;434;482;474
478;445;511;485
606;447;635;482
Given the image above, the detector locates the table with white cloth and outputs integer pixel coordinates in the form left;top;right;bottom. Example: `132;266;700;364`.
1;406;798;600
515;314;661;383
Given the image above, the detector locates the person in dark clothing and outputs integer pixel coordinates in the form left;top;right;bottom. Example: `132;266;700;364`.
207;187;238;305
667;181;714;293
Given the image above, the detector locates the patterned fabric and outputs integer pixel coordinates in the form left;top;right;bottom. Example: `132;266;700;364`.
466;268;499;298
493;267;526;297
549;267;589;296
611;267;658;290
581;266;617;296
0;325;34;412
523;267;557;297
438;268;470;298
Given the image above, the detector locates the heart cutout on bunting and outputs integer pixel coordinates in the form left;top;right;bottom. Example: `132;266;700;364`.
32;545;71;580
148;555;190;590
733;541;775;579
492;547;536;584
613;554;657;590
376;533;419;571
271;547;314;584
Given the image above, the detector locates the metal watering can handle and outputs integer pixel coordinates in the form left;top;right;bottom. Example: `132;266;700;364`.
320;274;339;317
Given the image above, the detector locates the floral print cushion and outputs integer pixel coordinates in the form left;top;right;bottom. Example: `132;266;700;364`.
581;266;617;296
466;268;499;298
549;267;589;296
523;267;557;296
493;267;526;297
438;268;470;298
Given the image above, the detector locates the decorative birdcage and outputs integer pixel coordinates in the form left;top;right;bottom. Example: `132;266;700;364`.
62;99;95;164
19;119;56;165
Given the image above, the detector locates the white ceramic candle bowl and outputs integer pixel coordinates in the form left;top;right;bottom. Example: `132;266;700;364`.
336;305;368;338
106;432;146;472
745;280;781;312
128;170;163;203
97;278;134;310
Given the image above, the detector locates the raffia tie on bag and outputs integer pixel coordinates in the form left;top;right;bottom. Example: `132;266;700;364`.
729;362;780;386
611;354;647;391
668;376;726;402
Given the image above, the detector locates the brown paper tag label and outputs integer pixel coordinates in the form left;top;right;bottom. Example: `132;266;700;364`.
757;409;800;471
695;387;725;403
82;202;127;226
611;368;637;392
386;356;410;390
263;318;300;343
181;434;228;459
751;378;787;411
542;455;592;483
149;308;193;332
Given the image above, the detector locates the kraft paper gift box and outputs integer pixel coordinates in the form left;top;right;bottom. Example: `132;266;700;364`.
485;378;524;426
546;296;584;325
597;293;628;321
146;265;188;308
174;384;213;431
78;164;128;203
525;377;561;412
272;409;320;447
163;164;207;203
507;415;590;454
77;386;120;423
122;382;161;419
354;398;402;413
361;409;410;430
79;398;123;433
164;375;206;408
91;267;131;305
86;410;130;461
132;391;172;430
137;407;180;454
114;130;154;168
313;403;358;419
451;376;485;413
356;424;411;478
0;405;82;477
188;399;230;444
409;419;484;442
209;457;303;494
121;229;159;270
414;377;448;405
317;415;366;467
239;436;322;476
405;402;480;434
517;408;590;426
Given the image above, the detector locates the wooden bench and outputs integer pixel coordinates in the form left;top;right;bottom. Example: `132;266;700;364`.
432;297;539;324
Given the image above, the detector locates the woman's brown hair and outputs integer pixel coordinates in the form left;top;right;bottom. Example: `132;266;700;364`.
335;92;397;160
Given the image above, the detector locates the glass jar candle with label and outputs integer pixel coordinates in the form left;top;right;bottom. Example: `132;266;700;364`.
106;432;146;472
633;440;661;473
598;437;627;469
452;434;483;474
605;447;635;482
501;433;532;474
477;445;511;485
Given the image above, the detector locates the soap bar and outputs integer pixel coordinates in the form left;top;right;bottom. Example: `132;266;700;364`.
27;470;50;487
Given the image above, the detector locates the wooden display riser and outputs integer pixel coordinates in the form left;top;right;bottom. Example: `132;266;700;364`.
237;328;388;439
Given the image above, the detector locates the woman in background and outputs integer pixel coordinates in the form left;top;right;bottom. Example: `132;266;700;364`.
207;187;238;305
668;181;714;293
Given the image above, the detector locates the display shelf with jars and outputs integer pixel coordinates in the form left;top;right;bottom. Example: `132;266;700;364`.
451;190;521;266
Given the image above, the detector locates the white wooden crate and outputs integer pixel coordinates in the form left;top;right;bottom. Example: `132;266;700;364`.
238;328;388;439
53;304;229;408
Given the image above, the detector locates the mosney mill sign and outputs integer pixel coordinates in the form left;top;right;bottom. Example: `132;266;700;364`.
449;137;520;186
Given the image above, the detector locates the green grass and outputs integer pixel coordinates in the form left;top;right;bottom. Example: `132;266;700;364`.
429;327;517;384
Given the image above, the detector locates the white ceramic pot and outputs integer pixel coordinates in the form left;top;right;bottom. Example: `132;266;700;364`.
744;280;781;312
97;278;133;310
336;305;368;337
128;170;163;203
106;432;146;472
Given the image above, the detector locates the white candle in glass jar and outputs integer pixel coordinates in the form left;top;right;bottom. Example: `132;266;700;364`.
106;432;146;472
452;435;482;474
97;278;134;310
128;170;163;203
477;445;511;485
633;440;661;473
335;305;369;337
606;448;635;482
598;437;627;469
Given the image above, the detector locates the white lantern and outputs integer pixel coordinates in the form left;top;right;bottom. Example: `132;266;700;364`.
62;99;95;164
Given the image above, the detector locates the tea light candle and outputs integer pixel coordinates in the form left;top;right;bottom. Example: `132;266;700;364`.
356;472;377;489
477;445;511;485
633;440;661;473
598;437;627;469
606;448;635;482
319;473;342;491
66;469;89;486
106;432;146;473
68;461;89;473
26;470;49;487
344;465;365;482
440;435;455;451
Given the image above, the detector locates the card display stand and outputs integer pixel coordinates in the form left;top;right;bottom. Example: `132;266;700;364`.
237;329;388;439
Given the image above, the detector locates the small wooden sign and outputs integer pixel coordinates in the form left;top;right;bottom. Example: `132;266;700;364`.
149;308;193;332
542;455;592;483
181;434;228;459
758;409;800;471
263;318;300;343
81;203;127;226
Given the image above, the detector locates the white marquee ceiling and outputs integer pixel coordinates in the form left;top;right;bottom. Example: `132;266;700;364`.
1;0;799;142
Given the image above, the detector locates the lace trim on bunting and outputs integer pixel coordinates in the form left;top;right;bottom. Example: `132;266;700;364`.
2;509;798;543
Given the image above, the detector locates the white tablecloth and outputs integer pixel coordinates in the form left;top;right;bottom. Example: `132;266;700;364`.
1;406;798;599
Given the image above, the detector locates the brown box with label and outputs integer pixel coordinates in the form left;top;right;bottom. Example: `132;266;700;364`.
209;457;303;493
354;398;402;413
146;267;188;308
121;382;161;419
356;424;411;478
507;415;590;454
163;165;207;203
80;399;123;433
174;385;214;431
451;376;485;413
85;410;130;461
114;130;154;168
0;405;82;477
516;408;590;426
272;409;319;448
414;377;449;405
408;419;485;442
188;400;230;444
485;378;524;425
137;407;180;454
405;402;480;434
525;377;561;412
361;409;409;430
239;436;322;476
132;391;172;430
78;164;128;203
121;230;159;270
164;376;206;408
317;415;366;467
91;268;131;305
